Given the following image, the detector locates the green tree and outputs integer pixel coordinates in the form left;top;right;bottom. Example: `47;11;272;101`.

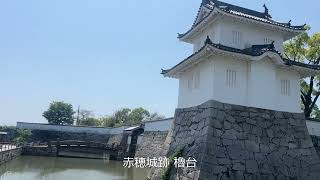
79;110;93;122
128;108;150;125
43;101;75;125
79;117;101;126
144;112;166;122
100;116;117;127
99;108;164;127
100;107;153;127
113;108;131;125
311;104;320;120
75;109;101;126
13;129;32;145
284;29;320;118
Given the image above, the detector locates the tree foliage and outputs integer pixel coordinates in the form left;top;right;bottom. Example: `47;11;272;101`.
78;110;93;124
43;101;75;125
13;129;32;145
43;101;166;127
100;116;116;127
284;29;320;118
128;108;150;125
114;108;131;125
144;112;166;122
102;108;150;127
100;108;164;127
79;117;101;126
75;109;101;126
311;104;320;119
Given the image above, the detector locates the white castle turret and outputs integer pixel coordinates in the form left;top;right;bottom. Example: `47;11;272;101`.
162;0;319;112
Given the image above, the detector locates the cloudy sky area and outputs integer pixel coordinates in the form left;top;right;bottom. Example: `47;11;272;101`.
0;0;319;125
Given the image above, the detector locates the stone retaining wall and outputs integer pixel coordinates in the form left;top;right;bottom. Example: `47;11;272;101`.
0;148;22;165
135;131;168;158
106;134;129;160
311;135;320;157
151;100;320;180
22;146;57;157
107;134;126;148
29;130;110;143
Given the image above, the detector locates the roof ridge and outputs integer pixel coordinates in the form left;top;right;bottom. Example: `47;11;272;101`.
213;0;269;19
162;39;320;76
204;36;280;56
178;1;306;40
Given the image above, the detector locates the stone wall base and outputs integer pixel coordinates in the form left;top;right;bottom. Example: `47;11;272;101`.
151;100;320;180
135;131;168;158
22;146;57;157
0;148;22;165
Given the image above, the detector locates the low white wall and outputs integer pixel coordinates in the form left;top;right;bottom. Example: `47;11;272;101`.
306;120;320;136
144;118;173;132
17;118;174;135
16;122;126;135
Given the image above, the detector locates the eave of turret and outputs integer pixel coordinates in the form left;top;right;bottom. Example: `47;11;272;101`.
178;5;306;43
162;37;320;79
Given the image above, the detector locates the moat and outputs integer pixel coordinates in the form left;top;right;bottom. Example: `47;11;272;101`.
0;156;148;180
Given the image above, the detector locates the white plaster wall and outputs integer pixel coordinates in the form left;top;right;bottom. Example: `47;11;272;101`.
177;56;302;113
249;59;277;110
306;120;320;136
218;17;284;52
127;136;132;145
275;68;301;112
192;22;220;52
144;118;173;132
178;59;214;108
190;17;284;53
137;135;143;145
213;55;248;106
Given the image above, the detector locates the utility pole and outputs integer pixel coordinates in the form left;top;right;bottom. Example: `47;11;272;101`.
76;105;80;125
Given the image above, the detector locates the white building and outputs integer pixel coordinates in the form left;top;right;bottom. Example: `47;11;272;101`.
162;0;320;112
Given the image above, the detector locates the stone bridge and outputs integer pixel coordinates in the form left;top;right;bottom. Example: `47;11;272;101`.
17;119;173;160
49;140;119;159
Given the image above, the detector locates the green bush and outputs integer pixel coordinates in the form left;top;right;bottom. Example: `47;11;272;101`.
13;129;32;146
161;149;184;180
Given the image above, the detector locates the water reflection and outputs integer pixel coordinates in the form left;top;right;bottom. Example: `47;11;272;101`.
0;156;149;180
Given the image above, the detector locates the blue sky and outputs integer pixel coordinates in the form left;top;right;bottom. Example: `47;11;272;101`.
0;0;319;126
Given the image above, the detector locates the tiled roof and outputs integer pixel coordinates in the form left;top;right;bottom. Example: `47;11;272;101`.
204;36;281;57
208;0;270;19
162;36;320;75
283;59;320;71
178;0;306;39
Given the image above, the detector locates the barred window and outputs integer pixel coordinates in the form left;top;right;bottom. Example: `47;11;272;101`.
280;79;290;96
264;37;274;44
226;69;237;88
193;70;200;89
188;77;193;91
232;31;242;46
187;70;200;91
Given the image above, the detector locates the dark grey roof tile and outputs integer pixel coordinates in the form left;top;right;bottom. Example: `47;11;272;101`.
178;0;306;39
162;36;319;75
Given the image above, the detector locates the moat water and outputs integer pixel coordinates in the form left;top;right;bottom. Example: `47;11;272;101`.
0;156;149;180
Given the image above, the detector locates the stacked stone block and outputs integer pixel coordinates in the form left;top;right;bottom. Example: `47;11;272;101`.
154;100;320;180
135;131;168;158
0;148;22;165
